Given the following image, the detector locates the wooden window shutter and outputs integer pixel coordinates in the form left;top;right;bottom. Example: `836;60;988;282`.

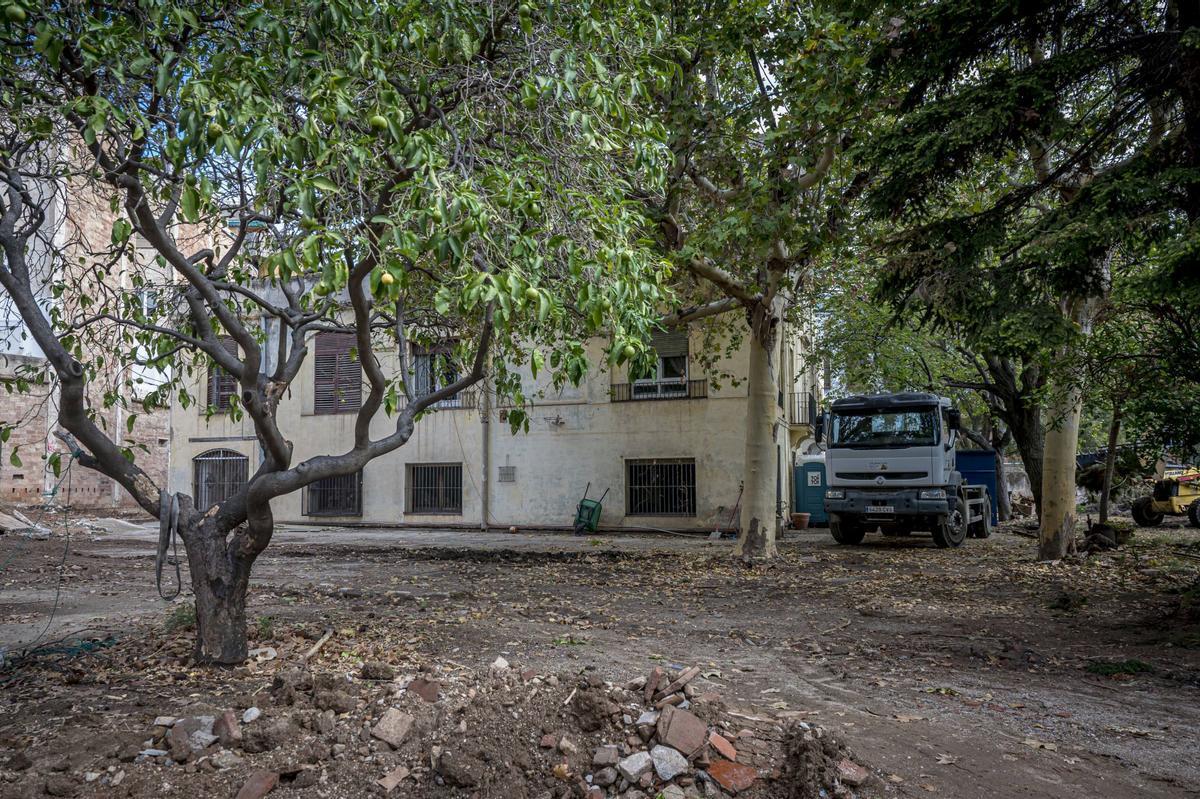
207;336;239;411
314;332;361;414
650;329;688;359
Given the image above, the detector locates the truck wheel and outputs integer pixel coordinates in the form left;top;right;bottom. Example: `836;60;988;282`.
829;514;866;545
1131;496;1164;527
932;504;967;548
968;496;993;539
1188;499;1200;529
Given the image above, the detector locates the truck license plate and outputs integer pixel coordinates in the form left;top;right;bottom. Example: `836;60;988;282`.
868;505;894;513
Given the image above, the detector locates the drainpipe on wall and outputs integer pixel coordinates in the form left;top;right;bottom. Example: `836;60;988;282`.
479;379;490;531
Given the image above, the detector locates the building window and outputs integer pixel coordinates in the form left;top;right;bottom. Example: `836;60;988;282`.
192;449;248;510
631;329;689;398
412;342;465;408
406;463;463;514
314;332;361;414
625;458;696;516
206;336;239;411
304;471;363;517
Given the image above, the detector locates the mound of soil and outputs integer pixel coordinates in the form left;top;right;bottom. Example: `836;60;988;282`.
0;648;873;799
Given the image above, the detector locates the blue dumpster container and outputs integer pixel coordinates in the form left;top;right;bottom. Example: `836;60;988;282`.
793;456;828;525
957;449;999;525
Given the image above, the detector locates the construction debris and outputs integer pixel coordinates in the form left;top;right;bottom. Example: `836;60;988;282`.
0;657;869;798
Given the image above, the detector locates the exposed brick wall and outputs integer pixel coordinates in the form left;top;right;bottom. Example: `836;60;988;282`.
0;358;170;511
0;168;176;514
0;356;52;506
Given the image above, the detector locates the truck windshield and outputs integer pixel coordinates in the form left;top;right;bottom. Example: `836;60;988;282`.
831;408;938;448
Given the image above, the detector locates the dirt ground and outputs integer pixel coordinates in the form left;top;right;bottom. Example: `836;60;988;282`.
1;515;1199;799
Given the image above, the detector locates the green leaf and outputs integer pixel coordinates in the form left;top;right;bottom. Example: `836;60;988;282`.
9;448;21;468
180;184;199;223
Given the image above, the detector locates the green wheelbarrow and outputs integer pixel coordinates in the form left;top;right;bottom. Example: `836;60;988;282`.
573;483;609;535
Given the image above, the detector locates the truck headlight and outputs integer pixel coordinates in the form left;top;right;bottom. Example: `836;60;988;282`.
920;489;947;500
825;489;845;500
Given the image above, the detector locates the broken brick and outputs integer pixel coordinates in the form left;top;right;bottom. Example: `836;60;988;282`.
708;760;757;793
708;731;737;761
235;770;279;799
657;705;707;758
644;666;665;703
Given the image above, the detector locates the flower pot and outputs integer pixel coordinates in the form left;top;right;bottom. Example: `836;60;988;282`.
791;512;811;530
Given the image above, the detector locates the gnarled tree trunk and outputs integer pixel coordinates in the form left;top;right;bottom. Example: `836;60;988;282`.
174;499;269;664
190;551;251;665
734;306;780;560
999;384;1045;518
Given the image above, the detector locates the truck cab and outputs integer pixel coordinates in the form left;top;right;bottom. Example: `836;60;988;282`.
819;392;991;548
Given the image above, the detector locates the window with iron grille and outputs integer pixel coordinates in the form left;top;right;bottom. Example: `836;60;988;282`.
314;332;361;414
206;336;239;411
625;458;696;516
192;449;248;510
406;463;463;514
411;342;462;407
304;471;363;516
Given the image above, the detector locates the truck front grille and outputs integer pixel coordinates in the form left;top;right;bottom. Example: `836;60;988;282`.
835;472;928;481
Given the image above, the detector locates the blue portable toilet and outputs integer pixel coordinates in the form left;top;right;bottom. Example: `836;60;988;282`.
793;453;828;525
956;449;999;525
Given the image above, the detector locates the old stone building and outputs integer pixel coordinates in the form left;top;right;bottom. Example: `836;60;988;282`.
169;320;822;531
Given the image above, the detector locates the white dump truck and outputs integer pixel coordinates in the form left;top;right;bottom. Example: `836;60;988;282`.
816;392;992;547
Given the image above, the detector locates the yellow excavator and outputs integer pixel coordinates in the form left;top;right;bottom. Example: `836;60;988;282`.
1131;464;1200;527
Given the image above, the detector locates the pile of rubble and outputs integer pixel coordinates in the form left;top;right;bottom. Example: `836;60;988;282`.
0;507;49;538
536;662;872;799
0;655;874;799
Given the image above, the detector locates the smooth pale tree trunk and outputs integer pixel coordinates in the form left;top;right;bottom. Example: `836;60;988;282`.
1039;297;1099;560
1099;403;1122;525
734;319;779;560
1039;381;1083;559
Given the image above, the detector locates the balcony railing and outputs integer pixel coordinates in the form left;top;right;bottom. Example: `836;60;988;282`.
611;379;708;402
788;392;817;426
403;388;478;411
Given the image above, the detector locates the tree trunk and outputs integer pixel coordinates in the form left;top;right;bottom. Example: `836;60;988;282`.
178;519;253;664
1039;289;1102;560
994;449;1012;522
1039;376;1082;560
734;313;779;560
1007;405;1045;519
1099;402;1122;524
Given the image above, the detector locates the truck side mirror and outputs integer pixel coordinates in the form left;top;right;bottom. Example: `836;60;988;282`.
947;409;961;431
814;413;825;444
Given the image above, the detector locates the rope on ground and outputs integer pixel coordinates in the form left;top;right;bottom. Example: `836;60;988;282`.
156;491;182;600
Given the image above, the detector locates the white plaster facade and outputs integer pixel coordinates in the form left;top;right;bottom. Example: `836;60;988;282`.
169;322;821;531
